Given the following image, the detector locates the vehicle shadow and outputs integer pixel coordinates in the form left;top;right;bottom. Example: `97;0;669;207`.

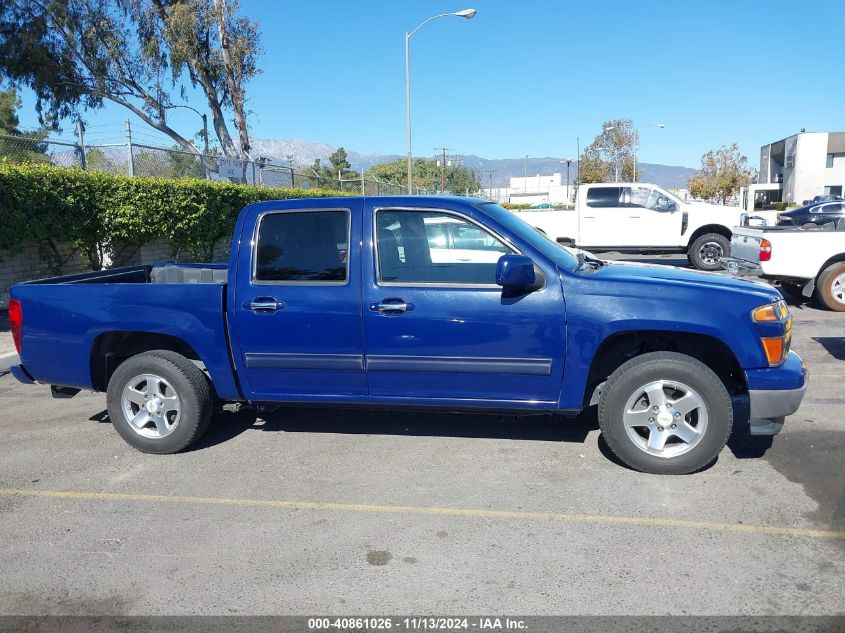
188;404;601;452
812;336;845;362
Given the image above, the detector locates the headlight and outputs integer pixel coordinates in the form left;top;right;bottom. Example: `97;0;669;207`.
752;300;791;366
752;300;789;322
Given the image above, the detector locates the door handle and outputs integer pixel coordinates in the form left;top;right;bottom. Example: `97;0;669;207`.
245;297;284;313
369;299;415;314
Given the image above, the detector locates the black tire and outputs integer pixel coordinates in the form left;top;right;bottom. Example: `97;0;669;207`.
598;352;733;475
815;262;845;312
688;232;730;271
106;350;213;454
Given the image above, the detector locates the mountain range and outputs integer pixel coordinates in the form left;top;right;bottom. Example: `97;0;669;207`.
249;138;699;190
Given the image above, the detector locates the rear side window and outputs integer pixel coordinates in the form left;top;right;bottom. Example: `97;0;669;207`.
255;210;349;282
586;187;622;208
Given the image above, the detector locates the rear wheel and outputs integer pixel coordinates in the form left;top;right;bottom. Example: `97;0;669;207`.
688;233;730;271
598;352;733;474
106;350;213;454
816;262;845;312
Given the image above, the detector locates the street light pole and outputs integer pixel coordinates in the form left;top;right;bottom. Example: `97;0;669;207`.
634;123;666;182
560;159;572;203
524;155;528;193
164;104;210;179
405;9;477;195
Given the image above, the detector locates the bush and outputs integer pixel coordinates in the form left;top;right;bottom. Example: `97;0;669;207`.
0;162;348;271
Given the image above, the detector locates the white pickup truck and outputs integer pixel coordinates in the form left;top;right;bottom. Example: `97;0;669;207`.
514;182;778;270
722;222;845;311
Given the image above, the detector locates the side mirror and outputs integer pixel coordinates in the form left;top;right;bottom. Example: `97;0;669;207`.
496;255;536;289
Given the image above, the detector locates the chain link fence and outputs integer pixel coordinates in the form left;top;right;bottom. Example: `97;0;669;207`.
0;132;425;195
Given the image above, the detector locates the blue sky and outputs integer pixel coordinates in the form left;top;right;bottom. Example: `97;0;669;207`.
13;0;845;167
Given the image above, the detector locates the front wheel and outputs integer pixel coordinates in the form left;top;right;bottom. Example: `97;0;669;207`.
106;350;213;454
688;233;730;271
598;352;732;474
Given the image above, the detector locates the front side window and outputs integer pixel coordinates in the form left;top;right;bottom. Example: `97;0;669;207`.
585;187;623;208
255;210;349;282
376;210;513;284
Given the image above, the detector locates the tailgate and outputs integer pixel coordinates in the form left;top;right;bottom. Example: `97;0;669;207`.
730;229;764;263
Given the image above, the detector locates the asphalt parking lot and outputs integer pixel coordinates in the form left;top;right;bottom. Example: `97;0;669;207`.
0;255;843;616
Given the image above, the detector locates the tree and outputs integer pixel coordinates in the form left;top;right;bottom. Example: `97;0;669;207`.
367;157;480;194
579;118;639;183
0;0;261;158
688;144;755;204
0;88;50;163
309;148;360;188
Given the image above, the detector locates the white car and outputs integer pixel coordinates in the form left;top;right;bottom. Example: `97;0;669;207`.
513;182;779;271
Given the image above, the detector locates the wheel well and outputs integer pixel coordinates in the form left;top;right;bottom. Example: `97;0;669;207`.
686;224;731;250
817;253;845;280
583;331;746;407
90;332;202;391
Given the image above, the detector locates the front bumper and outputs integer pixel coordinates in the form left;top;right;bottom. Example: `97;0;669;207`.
745;351;808;435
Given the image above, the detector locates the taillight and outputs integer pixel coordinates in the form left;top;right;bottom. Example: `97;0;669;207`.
8;298;22;354
759;238;772;262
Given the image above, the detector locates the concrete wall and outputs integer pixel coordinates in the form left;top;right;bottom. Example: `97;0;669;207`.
0;238;231;309
791;133;829;203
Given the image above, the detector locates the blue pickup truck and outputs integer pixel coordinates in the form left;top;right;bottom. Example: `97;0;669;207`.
8;196;808;474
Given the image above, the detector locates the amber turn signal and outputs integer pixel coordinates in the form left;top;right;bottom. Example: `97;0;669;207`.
761;336;787;365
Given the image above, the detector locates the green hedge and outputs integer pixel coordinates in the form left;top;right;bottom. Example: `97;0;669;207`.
0;162;348;272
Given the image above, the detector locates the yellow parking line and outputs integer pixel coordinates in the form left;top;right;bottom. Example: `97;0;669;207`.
1;487;843;540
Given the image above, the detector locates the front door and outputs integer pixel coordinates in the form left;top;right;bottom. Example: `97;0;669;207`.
233;202;367;400
618;185;682;247
362;204;566;404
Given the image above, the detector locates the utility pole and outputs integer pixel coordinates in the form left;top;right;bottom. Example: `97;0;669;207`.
485;170;494;200
434;147;450;193
125;119;134;177
286;154;295;187
75;121;86;170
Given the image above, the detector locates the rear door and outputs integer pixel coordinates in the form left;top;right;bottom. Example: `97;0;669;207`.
579;186;623;247
232;201;367;400
361;203;566;404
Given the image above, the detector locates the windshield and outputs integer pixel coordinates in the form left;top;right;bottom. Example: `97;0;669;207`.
475;202;579;271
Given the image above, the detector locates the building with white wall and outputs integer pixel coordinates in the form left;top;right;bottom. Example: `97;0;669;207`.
744;131;845;210
482;172;575;206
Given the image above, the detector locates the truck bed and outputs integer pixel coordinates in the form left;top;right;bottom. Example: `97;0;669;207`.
12;263;239;399
727;224;845;280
